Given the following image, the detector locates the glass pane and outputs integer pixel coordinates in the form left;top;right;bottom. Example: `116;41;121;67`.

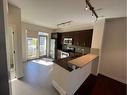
39;36;47;56
50;39;55;59
27;38;37;59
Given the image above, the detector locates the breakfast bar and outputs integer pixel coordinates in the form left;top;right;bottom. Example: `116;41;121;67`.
52;53;98;95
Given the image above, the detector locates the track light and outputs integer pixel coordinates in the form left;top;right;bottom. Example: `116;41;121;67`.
57;21;72;28
85;0;98;19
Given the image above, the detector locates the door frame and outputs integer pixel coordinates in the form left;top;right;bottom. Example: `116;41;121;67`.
39;35;47;57
27;37;38;60
0;0;11;95
8;26;16;79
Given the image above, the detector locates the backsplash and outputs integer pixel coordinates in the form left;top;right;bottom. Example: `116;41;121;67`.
65;45;91;54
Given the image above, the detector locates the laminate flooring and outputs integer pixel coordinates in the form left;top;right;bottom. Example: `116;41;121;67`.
11;59;59;95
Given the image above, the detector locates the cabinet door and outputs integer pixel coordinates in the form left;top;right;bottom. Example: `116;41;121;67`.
79;30;93;47
73;32;79;46
60;29;93;47
78;31;85;46
57;33;62;49
68;32;74;44
61;33;65;44
61;32;74;44
73;30;93;47
85;30;93;47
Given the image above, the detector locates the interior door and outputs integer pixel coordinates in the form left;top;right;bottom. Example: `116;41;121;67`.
39;36;47;57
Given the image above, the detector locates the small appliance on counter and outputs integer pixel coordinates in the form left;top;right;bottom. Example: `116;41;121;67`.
61;51;69;59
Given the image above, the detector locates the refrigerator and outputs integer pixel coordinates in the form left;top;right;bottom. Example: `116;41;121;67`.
50;39;56;59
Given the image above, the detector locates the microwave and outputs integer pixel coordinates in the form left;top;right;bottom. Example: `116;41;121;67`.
63;38;72;45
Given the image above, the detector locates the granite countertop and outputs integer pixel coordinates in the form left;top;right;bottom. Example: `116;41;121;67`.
54;53;98;72
54;57;73;72
54;53;83;72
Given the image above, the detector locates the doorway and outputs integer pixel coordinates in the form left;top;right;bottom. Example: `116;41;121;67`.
27;37;38;59
27;31;48;60
39;36;47;57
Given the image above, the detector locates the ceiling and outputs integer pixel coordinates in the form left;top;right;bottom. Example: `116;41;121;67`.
9;0;126;29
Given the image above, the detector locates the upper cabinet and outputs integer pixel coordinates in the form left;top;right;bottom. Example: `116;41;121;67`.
61;32;74;44
55;29;93;48
78;30;93;47
73;29;93;47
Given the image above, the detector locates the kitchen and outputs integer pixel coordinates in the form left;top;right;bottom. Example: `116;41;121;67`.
50;29;99;95
1;0;125;95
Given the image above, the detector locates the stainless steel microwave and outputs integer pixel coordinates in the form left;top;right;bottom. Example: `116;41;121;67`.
63;38;72;45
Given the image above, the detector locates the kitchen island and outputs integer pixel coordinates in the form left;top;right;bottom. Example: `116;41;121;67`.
52;53;98;95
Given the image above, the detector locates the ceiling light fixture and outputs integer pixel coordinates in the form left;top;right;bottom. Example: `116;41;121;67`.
85;0;98;19
57;21;72;28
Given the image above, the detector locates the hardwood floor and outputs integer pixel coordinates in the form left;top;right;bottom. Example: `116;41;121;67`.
92;74;126;95
74;74;97;95
11;59;126;95
12;59;59;95
75;74;126;95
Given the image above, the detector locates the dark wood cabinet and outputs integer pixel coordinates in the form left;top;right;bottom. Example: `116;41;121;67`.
77;30;93;47
61;32;74;44
57;33;62;49
56;29;93;48
73;31;80;46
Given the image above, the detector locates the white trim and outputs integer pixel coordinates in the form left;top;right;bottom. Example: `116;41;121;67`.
52;80;67;95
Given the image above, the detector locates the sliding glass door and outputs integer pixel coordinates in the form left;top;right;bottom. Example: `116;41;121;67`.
39;36;47;57
27;31;48;60
27;38;38;59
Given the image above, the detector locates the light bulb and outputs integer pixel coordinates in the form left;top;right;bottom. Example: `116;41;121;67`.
85;5;89;10
86;6;88;10
92;13;94;18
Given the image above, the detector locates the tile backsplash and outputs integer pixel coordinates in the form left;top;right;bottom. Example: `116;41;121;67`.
66;45;90;54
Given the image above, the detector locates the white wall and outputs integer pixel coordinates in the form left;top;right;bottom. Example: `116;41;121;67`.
91;19;105;49
91;19;105;75
8;4;23;78
21;22;53;61
99;17;126;84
